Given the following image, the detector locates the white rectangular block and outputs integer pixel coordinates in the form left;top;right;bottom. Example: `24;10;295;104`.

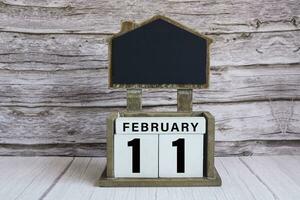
115;117;206;134
114;134;158;178
159;134;204;177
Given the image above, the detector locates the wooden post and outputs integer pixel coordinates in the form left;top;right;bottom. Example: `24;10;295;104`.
127;89;142;111
177;89;193;112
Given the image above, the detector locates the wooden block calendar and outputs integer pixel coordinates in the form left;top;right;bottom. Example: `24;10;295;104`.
98;15;221;187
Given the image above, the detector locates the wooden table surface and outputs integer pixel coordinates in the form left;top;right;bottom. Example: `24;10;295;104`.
0;156;299;200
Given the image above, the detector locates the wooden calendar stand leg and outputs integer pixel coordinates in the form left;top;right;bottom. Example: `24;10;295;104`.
127;89;142;111
177;89;193;112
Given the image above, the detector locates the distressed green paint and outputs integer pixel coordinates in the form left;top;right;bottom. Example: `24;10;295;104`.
98;168;221;187
106;112;118;178
127;89;142;111
203;112;215;178
177;89;193;112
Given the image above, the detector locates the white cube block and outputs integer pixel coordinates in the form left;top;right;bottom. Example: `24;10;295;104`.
114;134;158;178
159;134;204;177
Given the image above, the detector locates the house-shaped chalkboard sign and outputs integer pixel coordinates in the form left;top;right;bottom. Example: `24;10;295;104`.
99;15;221;187
109;15;212;88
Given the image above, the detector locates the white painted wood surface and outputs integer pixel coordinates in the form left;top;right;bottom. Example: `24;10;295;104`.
0;0;299;34
0;156;299;200
0;0;299;156
0;157;72;200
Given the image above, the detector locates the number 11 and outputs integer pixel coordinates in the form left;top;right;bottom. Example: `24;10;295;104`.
127;138;185;174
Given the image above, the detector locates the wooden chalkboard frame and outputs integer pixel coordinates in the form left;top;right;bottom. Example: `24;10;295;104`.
108;15;213;89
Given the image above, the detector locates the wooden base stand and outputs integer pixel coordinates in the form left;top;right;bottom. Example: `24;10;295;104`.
98;167;221;187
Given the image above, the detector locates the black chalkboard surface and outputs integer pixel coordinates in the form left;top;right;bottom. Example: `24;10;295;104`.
109;16;211;88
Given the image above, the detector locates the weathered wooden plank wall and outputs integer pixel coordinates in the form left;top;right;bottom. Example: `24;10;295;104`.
0;0;299;156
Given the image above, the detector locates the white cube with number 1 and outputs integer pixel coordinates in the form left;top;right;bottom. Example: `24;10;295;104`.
114;134;158;178
159;134;204;177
